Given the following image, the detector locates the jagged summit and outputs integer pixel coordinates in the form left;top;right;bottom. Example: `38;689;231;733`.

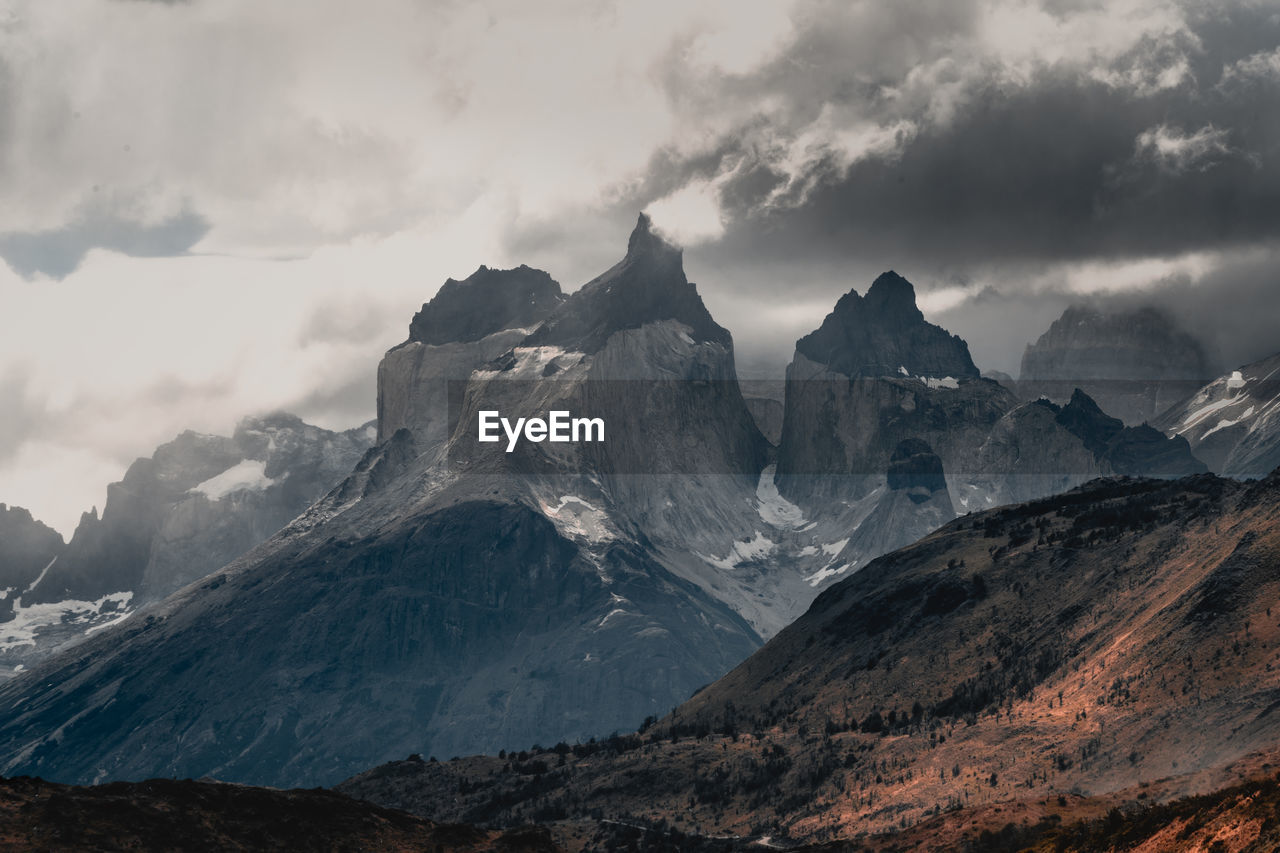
625;211;681;263
861;270;923;321
1028;387;1207;477
406;265;563;347
795;271;979;379
523;213;730;353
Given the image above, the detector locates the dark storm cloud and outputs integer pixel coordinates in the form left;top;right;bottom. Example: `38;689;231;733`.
0;208;209;280
616;1;1280;272
928;246;1280;381
1127;250;1280;371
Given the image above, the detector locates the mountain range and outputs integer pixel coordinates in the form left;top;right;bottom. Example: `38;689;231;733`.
0;216;1232;792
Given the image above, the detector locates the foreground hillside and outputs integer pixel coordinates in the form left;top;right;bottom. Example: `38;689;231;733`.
0;775;558;852
341;469;1280;844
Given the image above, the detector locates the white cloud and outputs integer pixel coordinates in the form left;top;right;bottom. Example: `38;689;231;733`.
1134;123;1233;173
648;180;725;245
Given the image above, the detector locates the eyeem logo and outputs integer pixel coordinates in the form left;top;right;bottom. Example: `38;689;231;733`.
478;410;605;452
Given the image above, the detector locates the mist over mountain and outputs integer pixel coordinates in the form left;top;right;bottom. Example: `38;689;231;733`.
0;414;373;677
1019;304;1217;426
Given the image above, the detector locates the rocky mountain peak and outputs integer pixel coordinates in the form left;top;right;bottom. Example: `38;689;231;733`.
794;270;979;379
1057;387;1122;446
862;271;924;322
521;212;730;354
625;212;680;264
406;265;563;347
0;503;64;594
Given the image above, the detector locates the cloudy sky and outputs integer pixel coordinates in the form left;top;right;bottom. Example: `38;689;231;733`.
2;0;1279;534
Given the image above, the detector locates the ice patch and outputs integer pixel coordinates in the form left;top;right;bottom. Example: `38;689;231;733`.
0;591;133;651
755;464;805;528
798;545;819;556
898;366;909;376
540;495;614;544
1200;407;1256;440
598;608;627;628
1181;395;1244;431
923;376;960;390
806;560;857;587
821;538;849;557
190;459;275;501
700;531;776;571
1227;370;1246;389
676;329;695;345
481;345;584;378
25;556;57;594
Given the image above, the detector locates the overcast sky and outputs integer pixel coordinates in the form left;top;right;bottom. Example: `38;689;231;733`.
2;0;1279;535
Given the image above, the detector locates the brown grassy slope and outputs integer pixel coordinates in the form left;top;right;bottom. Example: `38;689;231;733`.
340;471;1280;844
834;765;1280;852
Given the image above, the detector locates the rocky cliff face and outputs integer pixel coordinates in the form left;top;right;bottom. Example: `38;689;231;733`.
1154;350;1280;477
377;265;565;446
776;273;1015;509
1020;304;1215;425
0;505;64;617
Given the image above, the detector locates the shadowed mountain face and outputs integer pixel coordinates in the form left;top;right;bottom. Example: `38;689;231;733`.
524;214;732;355
408;264;564;347
340;470;1280;845
796;271;979;381
1156;350;1280;478
0;504;64;615
1020;304;1216;426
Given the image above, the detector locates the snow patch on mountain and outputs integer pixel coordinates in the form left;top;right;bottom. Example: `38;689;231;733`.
24;557;57;594
539;495;614;544
806;560;858;586
1180;395;1245;430
0;591;133;652
189;459;277;501
755;465;805;528
822;538;850;557
699;531;776;571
